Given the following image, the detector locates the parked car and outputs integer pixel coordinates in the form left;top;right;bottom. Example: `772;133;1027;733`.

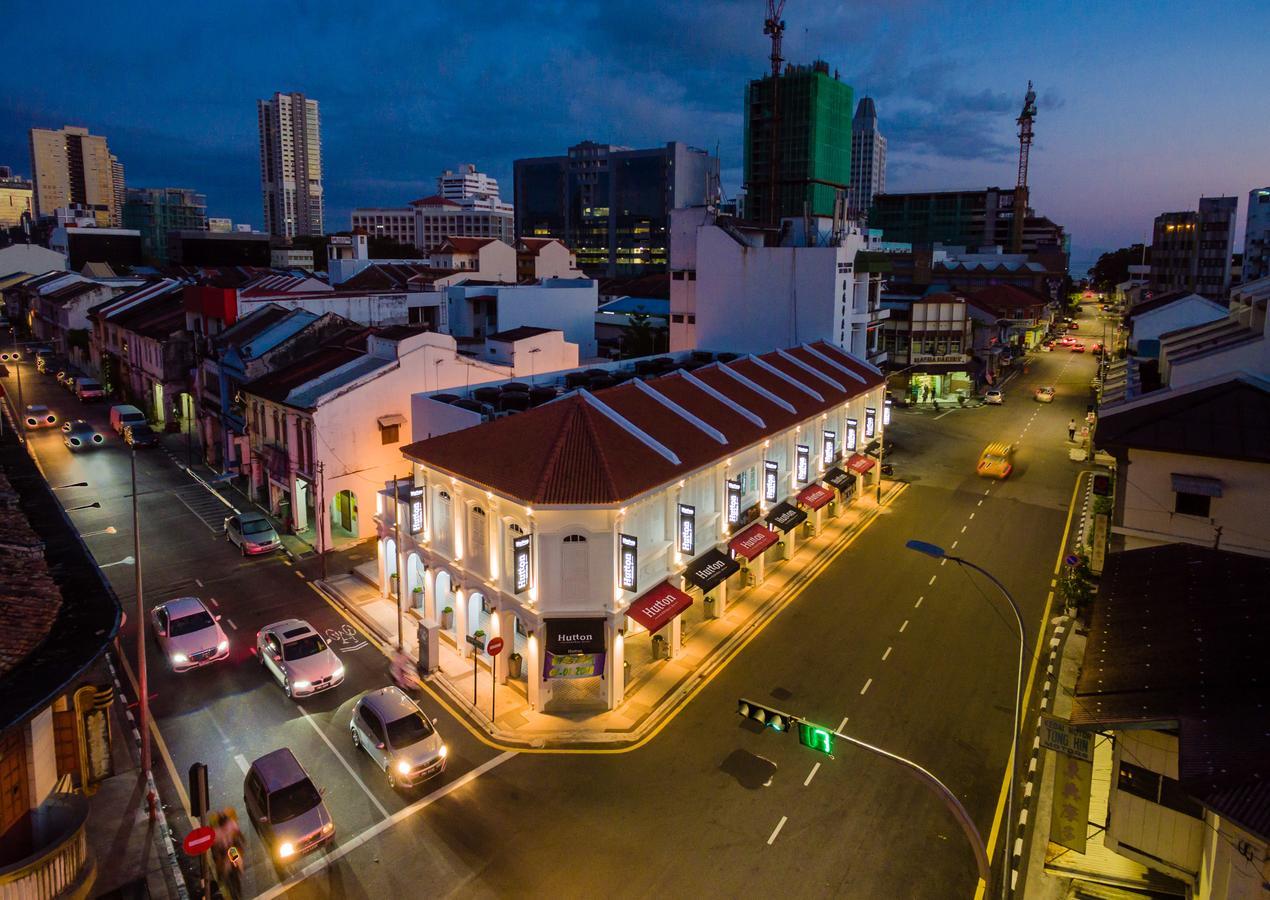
24;404;58;429
38;355;67;375
150;596;229;672
351;687;448;789
243;748;334;867
1034;386;1056;403
1068;321;1080;330
225;511;283;555
1070;343;1086;353
74;376;106;401
123;423;159;448
110;403;147;434
0;348;19;363
62;420;104;450
984;388;1004;405
256;619;344;698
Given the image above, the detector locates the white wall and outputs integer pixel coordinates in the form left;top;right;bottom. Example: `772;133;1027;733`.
240;291;412;327
1130;296;1228;351
483;330;577;370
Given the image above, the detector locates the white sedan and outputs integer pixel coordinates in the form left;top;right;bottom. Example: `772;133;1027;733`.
24;404;58;429
151;597;230;673
984;389;1004;405
256;619;345;698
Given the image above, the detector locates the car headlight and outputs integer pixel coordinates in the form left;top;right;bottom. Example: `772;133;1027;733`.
396;759;411;775
171;653;188;664
278;841;295;859
333;665;345;679
438;744;448;759
321;821;334;834
217;640;229;653
292;680;311;690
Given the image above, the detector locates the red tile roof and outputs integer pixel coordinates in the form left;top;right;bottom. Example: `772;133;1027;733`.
967;283;1050;317
437;237;498;253
403;342;883;505
410;195;460;208
241;327;375;405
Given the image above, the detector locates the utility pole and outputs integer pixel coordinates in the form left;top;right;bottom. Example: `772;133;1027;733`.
317;460;327;580
394;473;404;651
131;447;151;787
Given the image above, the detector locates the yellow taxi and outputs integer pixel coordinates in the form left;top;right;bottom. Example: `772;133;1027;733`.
977;442;1014;479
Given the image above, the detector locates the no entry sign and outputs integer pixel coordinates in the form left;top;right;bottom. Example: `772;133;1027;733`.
485;637;505;656
182;825;215;856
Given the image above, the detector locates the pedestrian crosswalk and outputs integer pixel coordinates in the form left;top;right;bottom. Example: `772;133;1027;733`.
170;483;236;534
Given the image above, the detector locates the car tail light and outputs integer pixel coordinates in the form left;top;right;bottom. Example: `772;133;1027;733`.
93;435;103;443
71;438;81;446
46;416;55;424
26;417;36;426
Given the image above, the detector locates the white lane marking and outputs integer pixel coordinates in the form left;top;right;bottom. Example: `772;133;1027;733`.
881;646;892;661
940;557;947;566
195;578;204;587
838;716;849;732
915;596;923;608
209;598;219;607
233;754;249;774
961;525;967;533
225;618;238;631
804;762;821;786
256;750;517;899
928;575;937;585
860;678;873;695
899;620;908;633
984;489;990;496
295;705;389;819
977;500;983;507
950;541;958;550
969;512;975;520
767;815;788;845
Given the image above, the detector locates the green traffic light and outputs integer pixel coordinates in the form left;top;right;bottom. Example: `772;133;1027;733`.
797;722;834;755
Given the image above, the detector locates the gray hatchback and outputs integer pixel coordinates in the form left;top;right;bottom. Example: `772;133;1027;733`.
351;687;448;789
243;748;334;868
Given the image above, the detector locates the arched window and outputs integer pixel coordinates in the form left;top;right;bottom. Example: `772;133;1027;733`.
468;506;488;573
561;534;588;602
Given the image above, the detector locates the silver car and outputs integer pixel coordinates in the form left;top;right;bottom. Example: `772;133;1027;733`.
351;687;447;789
243;748;334;868
225;511;282;555
256;619;344;698
151;597;230;672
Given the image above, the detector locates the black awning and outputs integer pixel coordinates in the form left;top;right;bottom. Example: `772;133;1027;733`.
765;501;807;533
683;548;740;593
823;467;852;490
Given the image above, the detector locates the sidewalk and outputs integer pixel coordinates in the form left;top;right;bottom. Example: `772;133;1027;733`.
315;480;906;749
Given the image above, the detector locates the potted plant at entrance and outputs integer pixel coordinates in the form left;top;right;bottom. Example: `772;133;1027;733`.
441;605;453;629
412;585;423;607
508;652;523;678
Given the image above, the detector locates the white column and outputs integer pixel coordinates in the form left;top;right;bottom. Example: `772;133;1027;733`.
495;609;515;685
423;566;436;622
752;552;765;586
716;579;729;616
669;613;683;658
455;588;470;658
606;619;625;710
784;527;796;559
527;631;542;710
377;539;389;599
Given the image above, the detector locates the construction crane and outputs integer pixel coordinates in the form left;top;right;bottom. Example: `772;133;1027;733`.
1011;81;1038;254
764;0;787;77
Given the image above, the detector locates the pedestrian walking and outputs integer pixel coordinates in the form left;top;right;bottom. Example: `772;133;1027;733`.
1068;419;1076;441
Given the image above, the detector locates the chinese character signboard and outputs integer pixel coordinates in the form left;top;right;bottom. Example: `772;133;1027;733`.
409;488;425;534
513;534;532;594
845;418;858;452
726;479;742;525
796;445;810;483
1050;751;1093;853
677;504;695;555
763;460;778;502
864;407;877;438
619;533;638;592
822;430;836;467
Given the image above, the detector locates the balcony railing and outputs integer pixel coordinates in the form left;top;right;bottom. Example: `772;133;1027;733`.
0;793;94;900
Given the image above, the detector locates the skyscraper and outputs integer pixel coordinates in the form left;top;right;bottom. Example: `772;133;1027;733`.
1243;188;1270;283
849;97;886;217
257;92;324;238
28;126;121;227
743;60;853;225
1150;196;1238;299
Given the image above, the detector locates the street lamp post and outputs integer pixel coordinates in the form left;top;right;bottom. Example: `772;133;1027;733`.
131;447;150;783
906;540;1024;898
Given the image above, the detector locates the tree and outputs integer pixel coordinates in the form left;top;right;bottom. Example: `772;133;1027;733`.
619;313;667;358
1090;244;1150;292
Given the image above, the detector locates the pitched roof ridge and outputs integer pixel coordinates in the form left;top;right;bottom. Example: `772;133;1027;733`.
529;398;619;502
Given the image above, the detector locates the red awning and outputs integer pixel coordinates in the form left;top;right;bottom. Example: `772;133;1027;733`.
797;483;834;510
847;453;875;475
728;523;780;560
625;581;693;634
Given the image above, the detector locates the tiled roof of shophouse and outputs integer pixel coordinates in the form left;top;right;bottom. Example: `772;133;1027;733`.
437;237;498;253
1072;544;1270;840
403;341;884;505
240;327;375;406
966;283;1050;317
410;195;460;207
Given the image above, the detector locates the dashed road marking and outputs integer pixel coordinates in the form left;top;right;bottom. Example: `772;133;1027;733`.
195;578;204;587
969;512;975;520
899;620;908;633
950;540;958;550
233;753;249;774
225;618;237;631
882;646;892;661
860;678;873;695
804;762;820;786
915;596;923;608
296;705;389;819
977;500;983;507
928;575;937;585
209;598;219;607
767;815;788;845
837;716;849;732
961;525;967;534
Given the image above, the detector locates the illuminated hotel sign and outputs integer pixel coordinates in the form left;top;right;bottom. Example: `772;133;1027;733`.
883;399;892;426
865;407;877;438
763;461;778;502
726;479;742;525
408;487;425;534
512;534;532;594
822;430;836;467
796;445;810;484
845;418;858;452
677;504;696;556
619;534;638;592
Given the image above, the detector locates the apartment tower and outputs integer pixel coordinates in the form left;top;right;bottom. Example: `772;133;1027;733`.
849;96;886;218
258;92;324;238
28;126;123;226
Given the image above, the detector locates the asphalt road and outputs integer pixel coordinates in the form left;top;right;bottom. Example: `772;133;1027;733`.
3;303;1102;899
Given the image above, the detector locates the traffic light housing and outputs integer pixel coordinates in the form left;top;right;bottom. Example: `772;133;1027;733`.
797;721;835;755
737;698;798;732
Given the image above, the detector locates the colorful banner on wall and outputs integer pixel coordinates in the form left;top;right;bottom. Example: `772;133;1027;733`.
1051;751;1094;853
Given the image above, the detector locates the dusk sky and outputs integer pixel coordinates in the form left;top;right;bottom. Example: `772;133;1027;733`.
2;0;1266;272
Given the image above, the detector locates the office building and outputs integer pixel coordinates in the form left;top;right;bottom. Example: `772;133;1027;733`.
28;126;122;226
350;207;416;245
515;141;718;277
1243;187;1270;283
1149;197;1238;300
438;164;502;203
168;230;271;267
743;61;853;225
207;217;233;233
849;97;886;217
121;187;208;262
257;92;324;238
0;168;33;229
869;187;1069;258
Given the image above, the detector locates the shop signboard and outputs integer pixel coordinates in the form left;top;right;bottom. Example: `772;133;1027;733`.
544;617;606;679
822;430;837;467
677;504;695;555
619;533;638;592
763;460;778;502
765;501;807;533
796;445;810;483
726;479;742;525
845;418;858;452
683;547;741;593
864;407;877;438
883;399;892;426
409;487;425;535
512;534;532;594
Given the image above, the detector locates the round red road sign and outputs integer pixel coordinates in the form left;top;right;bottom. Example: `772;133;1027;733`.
182;825;216;856
485;637;505;656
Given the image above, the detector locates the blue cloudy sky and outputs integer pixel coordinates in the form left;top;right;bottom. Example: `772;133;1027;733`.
1;0;1266;271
